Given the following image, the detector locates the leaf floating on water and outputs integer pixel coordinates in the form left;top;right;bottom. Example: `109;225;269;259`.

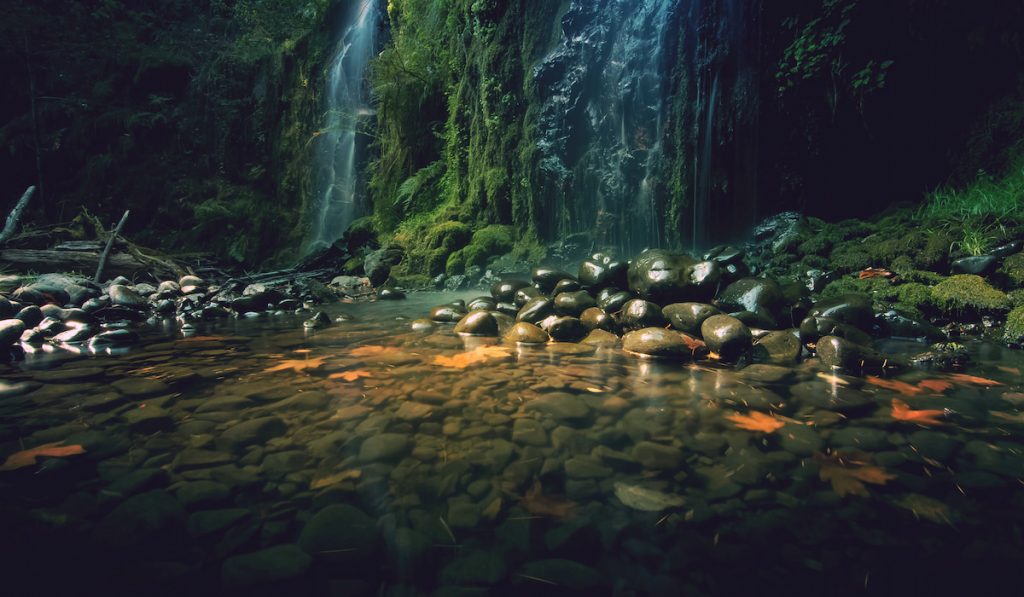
865;376;923;396
264;355;328;374
725;411;785;433
433;345;512;369
893;494;954;525
613;482;686;512
309;469;362;489
329;369;373;382
947;373;1003;387
0;442;87;472
916;379;954;394
891;399;945;426
522;479;575;519
815;451;896;497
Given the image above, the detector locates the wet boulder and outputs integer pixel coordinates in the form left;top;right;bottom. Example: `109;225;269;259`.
554;290;597;317
516;297;554;324
622;327;699;360
752;330;802;364
799;316;873;348
532;267;574;294
700;314;752;362
875;310;946;342
807;293;874;331
815;335;889;372
627;249;699;304
0;318;26;349
491;278;530;302
716;277;785;319
430;304;467;323
951;255;998;275
553;278;583;295
578;258;627;289
514;285;542;307
617;299;667;332
503;322;549;344
663;302;722;335
580;307;617;333
108;284;149;309
545;316;587;342
597;290;633;314
454;311;499;336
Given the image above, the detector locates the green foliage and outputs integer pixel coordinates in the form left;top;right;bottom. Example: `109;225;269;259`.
1001;253;1024;287
931;274;1010;314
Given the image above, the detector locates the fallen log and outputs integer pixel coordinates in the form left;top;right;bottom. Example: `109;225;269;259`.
0;248;181;280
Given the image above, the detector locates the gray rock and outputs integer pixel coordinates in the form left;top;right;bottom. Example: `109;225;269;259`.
359;433;410;462
108;284;148;309
222;544;312;587
512;418;548;446
0;318;26;348
525;393;591;421
752;330;802;364
662;302;721;334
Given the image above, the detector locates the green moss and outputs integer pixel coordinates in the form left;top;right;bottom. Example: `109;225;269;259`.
891;282;934;318
821;276;898;302
1009;289;1024;307
931;274;1010;314
1000;253;1024;287
1005;305;1024;341
392;274;433;289
446;249;466;275
797;233;833;256
829;245;872;273
426;220;473;252
343;256;364;275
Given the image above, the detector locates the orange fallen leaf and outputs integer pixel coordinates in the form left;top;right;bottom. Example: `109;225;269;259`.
433;345;511;369
0;442;87;472
329;369;372;382
917;379;953;393
815;451;895;497
264;355;328;373
725;411;785;433
522;478;575;519
858;267;895;280
947;373;1003;387
891;399;945;426
310;469;361;489
865;376;923;396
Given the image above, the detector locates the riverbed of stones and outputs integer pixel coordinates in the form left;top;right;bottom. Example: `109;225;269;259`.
2;246;1024;594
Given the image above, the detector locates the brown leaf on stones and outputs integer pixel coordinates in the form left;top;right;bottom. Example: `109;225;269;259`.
858;267;895;280
433;345;511;369
891;399;945;426
350;345;398;358
815;451;895;497
522;479;575;519
725;411;785;433
264;355;328;374
329;369;372;382
0;442;87;472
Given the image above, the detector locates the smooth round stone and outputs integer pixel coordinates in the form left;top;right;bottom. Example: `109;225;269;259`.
716;277;784;316
411;319;436;331
532;267;574;294
627;249;699;303
525;392;592;421
16;305;43;327
700;314;752;362
179;275;206;292
217;417;287;452
359;433;409;462
807;293;874;331
20;327;44;345
377;288;405;300
580;307;616;332
52;325;97;344
553;278;582;295
553;290;597;317
598;290;633;314
0;298;15;318
504;322;549;344
632;441;684;469
0;318;26;348
579;259;625;289
222;544;311;587
688;260;722;299
736;364;793;384
752;330;802;364
545;316;587;342
799;316;873;347
618;299;667;332
951;255;998;275
815;335;887;372
876;310;946;342
663;302;721;334
581;329;619;346
454;310;499;336
108;284;148;309
622;327;695;360
514;286;542;307
430;305;467;323
468;296;497;311
491;278;530;302
298;504;379;556
516;297;553;324
731;309;778;330
82;297;110;313
495;301;518;316
157;280;181;296
88;329;140;349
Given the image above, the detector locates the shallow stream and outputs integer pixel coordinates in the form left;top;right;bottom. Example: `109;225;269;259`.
2;292;1023;595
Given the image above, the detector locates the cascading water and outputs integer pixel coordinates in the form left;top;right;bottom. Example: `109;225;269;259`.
305;0;382;253
534;0;760;255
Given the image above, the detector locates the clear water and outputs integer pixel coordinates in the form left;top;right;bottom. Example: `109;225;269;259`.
2;292;1024;595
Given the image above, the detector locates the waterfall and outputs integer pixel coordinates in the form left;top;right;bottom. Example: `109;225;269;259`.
305;0;381;253
535;0;760;255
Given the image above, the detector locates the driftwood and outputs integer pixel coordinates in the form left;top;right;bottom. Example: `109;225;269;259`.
0;248;183;280
94;210;130;283
0;186;35;244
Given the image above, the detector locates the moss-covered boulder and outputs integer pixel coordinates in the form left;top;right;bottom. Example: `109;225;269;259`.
931;275;1010;315
447;225;515;274
1005;306;1024;342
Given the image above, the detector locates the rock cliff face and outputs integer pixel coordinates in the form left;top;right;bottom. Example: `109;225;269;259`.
533;0;761;253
